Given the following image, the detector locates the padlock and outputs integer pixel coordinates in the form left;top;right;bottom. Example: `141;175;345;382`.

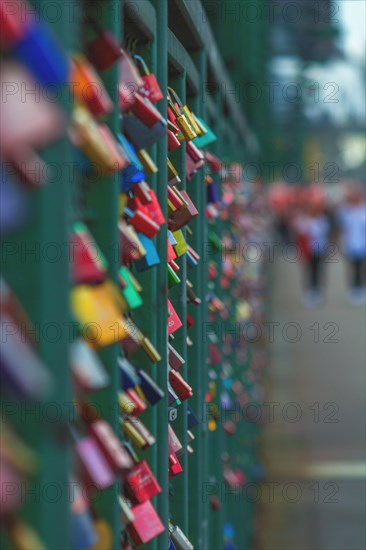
186;313;195;330
125;206;160;239
168;424;183;456
168;344;185;371
122;418;156;449
169;260;180;274
172;230;187;257
133;55;164;103
169;370;193;402
134;234;160;272
70;280;130;348
167;300;183;335
0;63;65;168
0;0;33;48
6;519;46;550
167;186;184;210
1;424;38;478
137;149;158;174
124;460;162;503
169;453;183;478
89;519;113;550
71;104;127;174
89;419;134;474
140;336;162;363
186;141;205;163
124;114;167;150
86;18;121;71
168;264;181;288
119;80;138;112
187;407;200;430
0;311;51;400
127;500;165;546
73;430;115;491
168;126;181;152
118;266;143;310
133;180;153;205
207;180;219;204
119;221;146;263
11;8;69;87
181;105;202;136
168;386;181;407
70;222;108;284
119;388;147;416
0;165;30;235
137;369;164;405
146;189;166;226
205;151;223;173
193;117;217;148
169;522;194;550
167;239;177;263
120;49;144;90
167;159;181;186
71;55;114;117
130;92;164;128
70;339;110;393
0;459;22;516
119;357;141;390
71;506;98;550
119;496;135;528
167;88;197;141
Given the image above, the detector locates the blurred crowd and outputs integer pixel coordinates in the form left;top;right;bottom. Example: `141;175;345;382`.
269;181;366;307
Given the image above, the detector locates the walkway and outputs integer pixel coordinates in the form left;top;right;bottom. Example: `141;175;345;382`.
255;249;366;550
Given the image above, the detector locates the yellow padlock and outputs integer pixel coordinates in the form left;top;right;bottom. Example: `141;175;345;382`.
172;229;187;257
168;88;197;141
137;149;158;174
71;281;129;348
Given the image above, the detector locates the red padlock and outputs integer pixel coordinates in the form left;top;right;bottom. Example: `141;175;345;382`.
133;181;153;205
167;240;177;263
167;299;183;335
168;128;181;151
126;208;160;239
86;19;121;71
169;369;193;402
0;0;34;48
127;500;165;546
124;460;161;504
169;453;183;478
167;186;184;210
130;93;163;128
168;344;185;371
146;190;165;226
133;55;163;103
124;387;147;416
89;420;134;474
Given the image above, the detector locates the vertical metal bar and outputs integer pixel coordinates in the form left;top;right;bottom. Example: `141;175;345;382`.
150;1;169;546
168;72;188;533
83;1;122;543
187;47;207;548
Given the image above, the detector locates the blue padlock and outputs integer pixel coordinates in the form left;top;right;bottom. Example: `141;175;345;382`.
71;509;97;550
119;357;141;390
207;180;219;204
134;233;160;272
137;369;164;405
118;136;146;192
186;250;198;268
12;20;69;87
0;164;30;236
187;407;199;429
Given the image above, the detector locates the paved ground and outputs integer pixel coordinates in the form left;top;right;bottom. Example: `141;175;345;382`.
255;250;366;550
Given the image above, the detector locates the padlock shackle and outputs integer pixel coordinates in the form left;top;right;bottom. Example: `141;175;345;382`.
133;54;150;76
167;90;181;118
167;87;183;108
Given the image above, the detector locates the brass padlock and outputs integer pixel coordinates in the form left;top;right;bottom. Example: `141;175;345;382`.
181;104;202;136
137;149;158;174
168;88;197;141
167;158;181;186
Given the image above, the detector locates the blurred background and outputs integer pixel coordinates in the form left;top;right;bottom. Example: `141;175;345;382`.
203;1;366;549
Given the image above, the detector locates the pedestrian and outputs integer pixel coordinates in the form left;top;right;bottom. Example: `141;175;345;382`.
292;193;330;307
337;182;366;305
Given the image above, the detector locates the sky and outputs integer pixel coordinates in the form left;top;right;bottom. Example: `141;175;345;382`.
339;0;366;62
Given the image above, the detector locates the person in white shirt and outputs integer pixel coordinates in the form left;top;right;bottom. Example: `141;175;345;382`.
292;201;330;306
337;183;366;304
